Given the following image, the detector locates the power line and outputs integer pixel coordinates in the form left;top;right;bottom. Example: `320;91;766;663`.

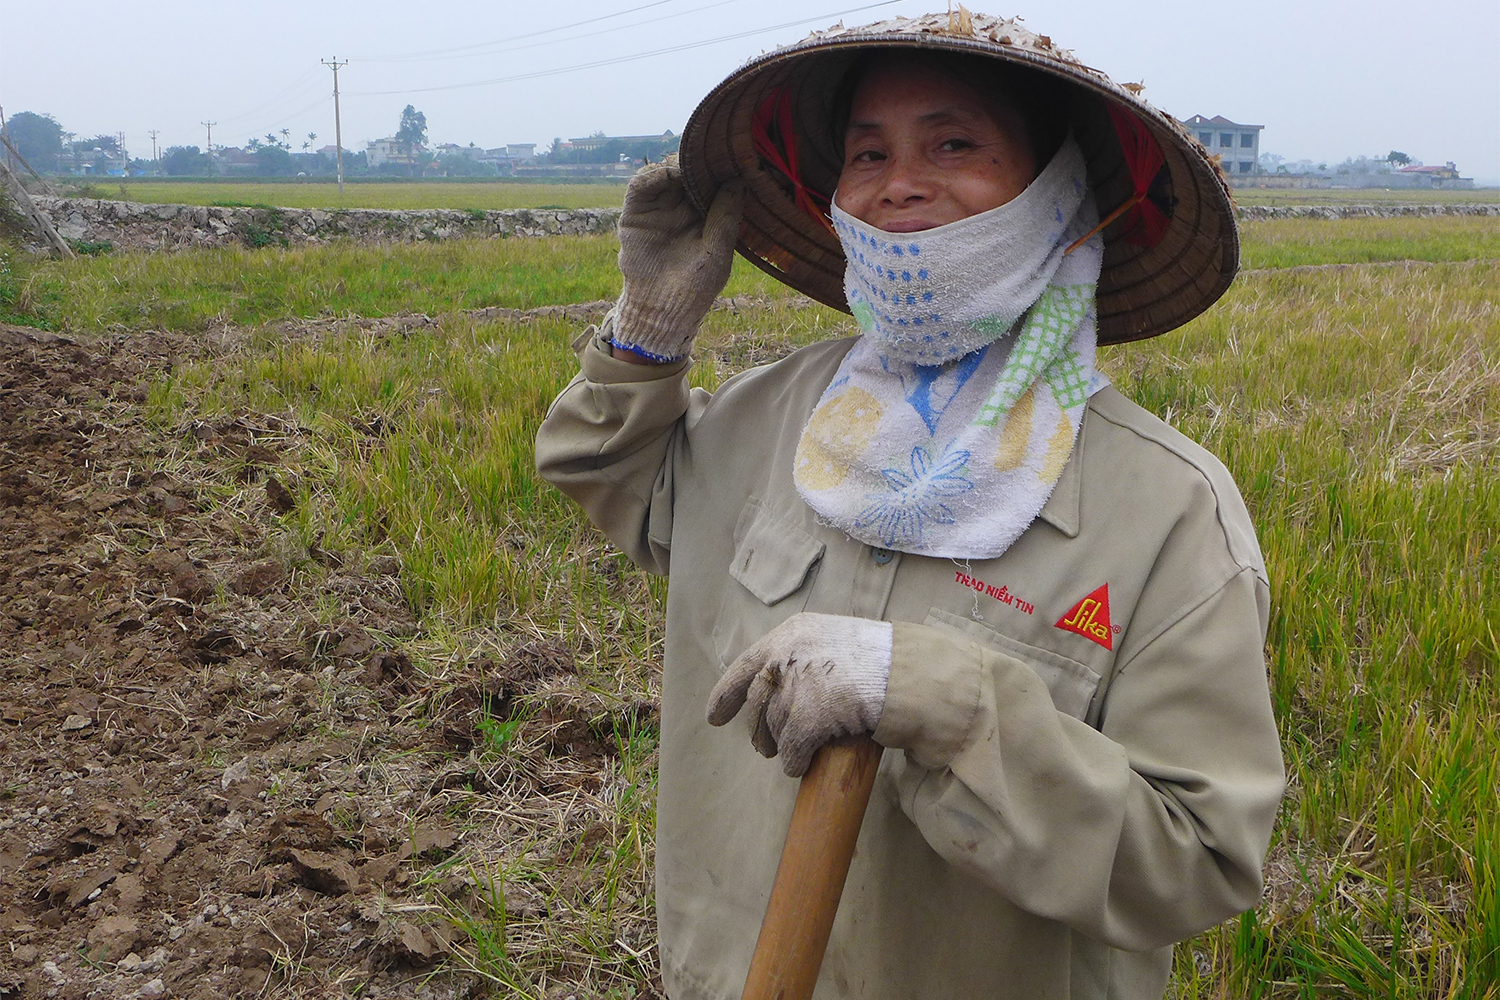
234;94;333;149
358;0;687;62
349;0;902;97
214;73;327;129
365;0;748;65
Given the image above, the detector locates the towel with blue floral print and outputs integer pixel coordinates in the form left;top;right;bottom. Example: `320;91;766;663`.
795;138;1109;559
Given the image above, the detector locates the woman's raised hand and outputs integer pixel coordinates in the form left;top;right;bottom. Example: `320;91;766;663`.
609;158;744;362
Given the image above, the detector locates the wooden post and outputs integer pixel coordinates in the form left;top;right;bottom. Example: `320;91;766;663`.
0;154;73;258
740;735;882;1000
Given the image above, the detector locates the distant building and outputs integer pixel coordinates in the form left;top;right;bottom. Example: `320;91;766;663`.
211;146;260;176
72;147;125;175
1399;163;1458;180
565;130;675;152
1394;162;1475;189
1183;114;1262;176
367;137;426;168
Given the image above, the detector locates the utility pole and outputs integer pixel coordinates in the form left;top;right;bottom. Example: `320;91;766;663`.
148;129;160;174
322;58;348;195
118;131;128;179
202;121;216;175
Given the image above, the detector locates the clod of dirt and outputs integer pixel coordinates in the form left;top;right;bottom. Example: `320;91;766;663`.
242;716;291;744
86;914;143;962
220;757;252;790
364;650;414;688
497;639;576;687
396;824;458;862
230;557;285;596
370;918;463;968
117;947;169;973
368;554;401;576
152;551;216;602
191;628;244;664
263;810;342;853
287;848;360;896
44;867;119;908
264;474;297;514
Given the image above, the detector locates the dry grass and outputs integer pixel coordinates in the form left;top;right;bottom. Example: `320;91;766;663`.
105;180;628;212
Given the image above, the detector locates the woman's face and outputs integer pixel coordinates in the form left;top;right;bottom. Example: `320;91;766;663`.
835;60;1038;233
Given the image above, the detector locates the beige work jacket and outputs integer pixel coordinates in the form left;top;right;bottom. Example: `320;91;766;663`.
536;330;1284;1000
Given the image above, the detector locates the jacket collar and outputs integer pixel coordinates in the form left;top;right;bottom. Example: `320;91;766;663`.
1037;408;1085;538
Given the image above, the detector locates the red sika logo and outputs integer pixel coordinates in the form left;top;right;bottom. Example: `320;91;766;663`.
1055;584;1116;650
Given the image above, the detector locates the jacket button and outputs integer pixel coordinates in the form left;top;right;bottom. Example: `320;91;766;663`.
870;547;894;565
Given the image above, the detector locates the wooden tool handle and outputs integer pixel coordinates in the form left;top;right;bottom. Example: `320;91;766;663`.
740;734;883;1000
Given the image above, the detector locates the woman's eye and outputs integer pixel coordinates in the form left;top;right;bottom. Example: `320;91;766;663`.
850;149;886;163
938;138;975;152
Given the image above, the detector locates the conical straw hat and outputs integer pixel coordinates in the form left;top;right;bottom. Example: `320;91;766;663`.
679;9;1238;345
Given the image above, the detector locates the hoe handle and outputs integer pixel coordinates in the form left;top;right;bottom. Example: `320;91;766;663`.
740;734;883;1000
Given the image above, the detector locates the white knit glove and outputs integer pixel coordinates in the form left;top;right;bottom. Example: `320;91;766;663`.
609;158;744;362
707;612;893;777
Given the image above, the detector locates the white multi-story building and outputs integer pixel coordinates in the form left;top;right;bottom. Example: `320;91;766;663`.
1183;114;1263;177
367;137;426;168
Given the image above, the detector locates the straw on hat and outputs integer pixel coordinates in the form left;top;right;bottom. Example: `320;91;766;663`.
679;9;1238;345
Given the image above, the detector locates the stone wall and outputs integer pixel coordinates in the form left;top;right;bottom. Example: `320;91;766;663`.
32;197;623;252
23;196;1500;253
1237;203;1499;221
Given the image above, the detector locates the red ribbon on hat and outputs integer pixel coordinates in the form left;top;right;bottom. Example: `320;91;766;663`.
1065;104;1170;254
752;88;835;233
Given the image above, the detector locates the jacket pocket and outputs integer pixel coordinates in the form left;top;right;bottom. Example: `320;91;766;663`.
710;498;826;670
924;608;1104;723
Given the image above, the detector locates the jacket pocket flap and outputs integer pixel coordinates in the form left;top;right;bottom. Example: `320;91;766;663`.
729;506;826;606
924;608;1103;722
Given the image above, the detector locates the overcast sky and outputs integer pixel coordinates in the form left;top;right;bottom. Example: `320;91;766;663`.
3;0;1497;183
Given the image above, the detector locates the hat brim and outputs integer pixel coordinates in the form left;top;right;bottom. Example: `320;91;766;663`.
680;15;1239;345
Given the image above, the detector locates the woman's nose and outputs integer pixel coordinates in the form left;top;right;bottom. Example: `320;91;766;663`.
879;153;934;205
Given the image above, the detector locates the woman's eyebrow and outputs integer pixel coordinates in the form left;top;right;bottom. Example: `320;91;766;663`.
846;106;985;133
918;107;986;125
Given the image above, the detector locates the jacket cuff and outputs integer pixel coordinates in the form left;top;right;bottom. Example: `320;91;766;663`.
873;622;984;769
576;325;692;385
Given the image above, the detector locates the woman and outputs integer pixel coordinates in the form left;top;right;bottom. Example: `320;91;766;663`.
537;11;1283;1000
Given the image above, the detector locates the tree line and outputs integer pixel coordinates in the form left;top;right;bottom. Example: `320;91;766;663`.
5;106;680;177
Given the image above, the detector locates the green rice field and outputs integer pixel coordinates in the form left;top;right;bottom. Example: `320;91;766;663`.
74;177;1500;213
1;213;1497;996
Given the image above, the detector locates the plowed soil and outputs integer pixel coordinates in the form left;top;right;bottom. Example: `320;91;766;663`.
0;325;651;998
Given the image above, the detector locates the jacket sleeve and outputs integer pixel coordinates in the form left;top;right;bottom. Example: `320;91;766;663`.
534;327;700;575
872;566;1284;951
